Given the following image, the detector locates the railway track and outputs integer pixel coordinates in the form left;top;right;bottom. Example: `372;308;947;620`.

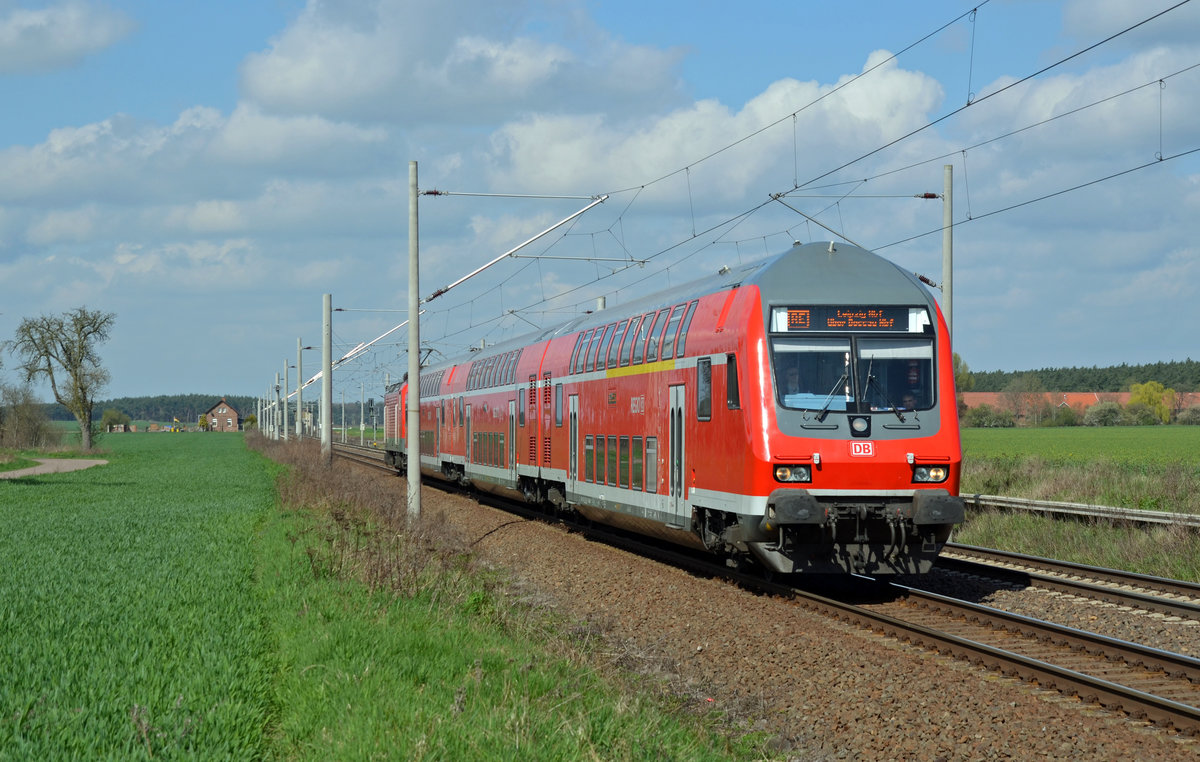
330;441;1200;735
934;543;1200;619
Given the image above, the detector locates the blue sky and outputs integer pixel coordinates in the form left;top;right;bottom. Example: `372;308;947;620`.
2;0;1199;403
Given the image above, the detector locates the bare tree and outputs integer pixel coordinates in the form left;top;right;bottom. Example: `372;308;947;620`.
8;307;115;451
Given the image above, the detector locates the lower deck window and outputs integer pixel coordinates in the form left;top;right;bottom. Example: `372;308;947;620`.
584;435;594;482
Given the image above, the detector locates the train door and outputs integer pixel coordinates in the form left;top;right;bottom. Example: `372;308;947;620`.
669;384;686;517
465;404;472;465
435;404;441;455
508;398;517;484
568;394;579;493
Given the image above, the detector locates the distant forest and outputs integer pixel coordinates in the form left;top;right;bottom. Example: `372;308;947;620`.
970;359;1200;393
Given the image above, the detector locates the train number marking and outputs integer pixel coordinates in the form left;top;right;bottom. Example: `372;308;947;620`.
850;441;875;457
630;396;645;414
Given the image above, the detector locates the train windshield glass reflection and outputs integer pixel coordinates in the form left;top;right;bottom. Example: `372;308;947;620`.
771;336;935;412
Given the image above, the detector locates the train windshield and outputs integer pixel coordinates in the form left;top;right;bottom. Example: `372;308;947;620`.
773;339;852;412
772;336;934;412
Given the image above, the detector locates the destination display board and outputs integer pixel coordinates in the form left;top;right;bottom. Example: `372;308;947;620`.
771;306;926;333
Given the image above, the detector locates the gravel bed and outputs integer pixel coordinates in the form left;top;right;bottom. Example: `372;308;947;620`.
412;481;1199;760
901;567;1200;659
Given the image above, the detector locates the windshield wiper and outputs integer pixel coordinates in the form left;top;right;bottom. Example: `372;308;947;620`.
865;360;906;422
814;373;848;422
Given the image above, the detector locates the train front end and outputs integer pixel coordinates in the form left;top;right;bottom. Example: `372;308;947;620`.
737;243;964;575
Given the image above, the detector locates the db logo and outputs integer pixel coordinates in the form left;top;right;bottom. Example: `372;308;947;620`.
850;441;875;457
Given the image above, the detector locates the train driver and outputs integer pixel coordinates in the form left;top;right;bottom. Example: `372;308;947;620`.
784;365;803;395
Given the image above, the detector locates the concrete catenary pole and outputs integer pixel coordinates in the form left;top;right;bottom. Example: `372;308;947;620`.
360;382;365;446
407;160;422;523
282;360;289;441
296;337;303;438
943;163;953;342
321;293;333;465
274;373;281;440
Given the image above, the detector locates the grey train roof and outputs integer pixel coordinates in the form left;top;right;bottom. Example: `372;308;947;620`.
420;241;935;375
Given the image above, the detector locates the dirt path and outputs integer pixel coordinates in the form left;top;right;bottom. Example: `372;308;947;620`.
0;459;108;480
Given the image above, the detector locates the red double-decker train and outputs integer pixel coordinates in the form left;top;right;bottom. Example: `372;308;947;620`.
384;241;964;575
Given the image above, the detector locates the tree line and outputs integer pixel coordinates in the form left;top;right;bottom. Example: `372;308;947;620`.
969;359;1200;393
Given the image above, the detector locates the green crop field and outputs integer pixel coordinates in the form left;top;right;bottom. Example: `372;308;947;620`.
1;434;763;759
0;434;276;758
961;426;1200;467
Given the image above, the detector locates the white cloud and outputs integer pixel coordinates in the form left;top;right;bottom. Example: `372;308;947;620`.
0;0;134;74
239;0;684;124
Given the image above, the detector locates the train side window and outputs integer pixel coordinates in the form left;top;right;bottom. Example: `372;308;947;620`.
632;312;654;364
595;323;616;370
596;436;606;485
697;358;712;421
645;437;658;493
554;384;563;427
606;435;618;487
585;435;594;482
674;300;699;358
631;437;643;491
619;436;629;488
619;316;641;367
585;326;604;372
606;320;628;369
573;329;593;374
644;309;668;363
726;354;741;409
659;304;685;361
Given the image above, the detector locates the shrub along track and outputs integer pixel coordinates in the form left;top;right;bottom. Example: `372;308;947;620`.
333;443;1200;758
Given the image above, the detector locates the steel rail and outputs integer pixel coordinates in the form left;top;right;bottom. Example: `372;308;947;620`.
966;493;1200;528
935;546;1200;619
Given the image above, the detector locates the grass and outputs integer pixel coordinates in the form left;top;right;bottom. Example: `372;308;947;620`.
960;426;1200;513
0;433;275;758
957;426;1200;581
1;432;767;759
254;436;763;760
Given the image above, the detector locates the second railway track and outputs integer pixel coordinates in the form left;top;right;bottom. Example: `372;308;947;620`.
332;441;1200;736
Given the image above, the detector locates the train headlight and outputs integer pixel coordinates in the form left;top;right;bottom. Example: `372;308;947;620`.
774;464;812;483
913;466;948;483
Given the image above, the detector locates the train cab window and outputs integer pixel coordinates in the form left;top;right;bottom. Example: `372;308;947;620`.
645;437;658;493
772;338;852;411
606;320;628;369
518;391;525;427
631;312;654;364
554;384;563;427
726;354;741;409
644;309;668;363
855;338;935;411
584;436;594;481
697;358;712;421
573;329;594;374
672;301;698;359
631;437;644;490
619;316;641;367
606;436;618;487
